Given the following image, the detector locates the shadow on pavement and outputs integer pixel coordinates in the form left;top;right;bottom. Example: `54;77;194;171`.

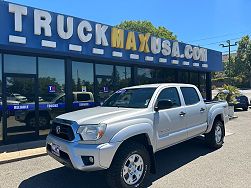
19;138;214;188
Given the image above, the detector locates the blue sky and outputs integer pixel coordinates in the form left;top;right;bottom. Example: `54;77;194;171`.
7;0;251;53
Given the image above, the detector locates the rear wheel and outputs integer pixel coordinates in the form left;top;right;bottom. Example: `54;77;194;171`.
205;120;225;149
106;142;150;188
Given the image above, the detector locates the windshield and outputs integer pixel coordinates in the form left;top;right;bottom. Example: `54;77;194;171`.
102;88;156;108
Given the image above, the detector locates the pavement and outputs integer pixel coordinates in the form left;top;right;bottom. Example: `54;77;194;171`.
0;140;46;164
0;110;250;188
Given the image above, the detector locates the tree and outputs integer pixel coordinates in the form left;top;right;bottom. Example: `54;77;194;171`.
234;35;251;87
116;20;177;40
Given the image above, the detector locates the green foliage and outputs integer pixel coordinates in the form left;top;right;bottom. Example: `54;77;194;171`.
234;35;251;87
116;20;177;40
212;35;251;88
214;84;240;104
212;75;245;88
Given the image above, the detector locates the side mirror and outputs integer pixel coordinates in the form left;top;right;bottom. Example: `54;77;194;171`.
154;100;173;111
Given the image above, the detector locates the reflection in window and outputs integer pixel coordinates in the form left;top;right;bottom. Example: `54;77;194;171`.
95;64;114;104
156;69;177;83
38;58;65;102
38;57;65;136
179;71;189;84
96;64;113;76
114;66;132;90
138;68;157;84
190;72;199;88
72;61;94;93
4;54;36;74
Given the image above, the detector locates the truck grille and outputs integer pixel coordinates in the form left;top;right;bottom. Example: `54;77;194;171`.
51;121;75;141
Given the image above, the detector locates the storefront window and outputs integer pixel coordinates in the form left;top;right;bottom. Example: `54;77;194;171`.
96;64;113;76
190;72;199;88
179;70;189;84
4;54;36;74
95;64;114;104
199;73;207;99
72;61;94;110
137;68;157;84
72;61;94;93
38;57;65;136
114;66;132;90
156;69;177;83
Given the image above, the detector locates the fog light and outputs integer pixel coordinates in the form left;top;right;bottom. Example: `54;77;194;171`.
89;156;94;163
81;156;94;166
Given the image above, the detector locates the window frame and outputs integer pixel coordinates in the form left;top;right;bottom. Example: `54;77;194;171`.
154;87;182;110
180;87;200;106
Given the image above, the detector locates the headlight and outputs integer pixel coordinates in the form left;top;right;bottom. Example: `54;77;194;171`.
77;124;107;141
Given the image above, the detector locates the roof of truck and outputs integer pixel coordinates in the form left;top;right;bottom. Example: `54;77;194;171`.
125;83;196;89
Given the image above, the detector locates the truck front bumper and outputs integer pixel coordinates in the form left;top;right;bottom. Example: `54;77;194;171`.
46;134;121;171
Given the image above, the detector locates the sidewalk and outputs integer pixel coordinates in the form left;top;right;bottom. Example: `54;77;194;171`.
0;140;47;164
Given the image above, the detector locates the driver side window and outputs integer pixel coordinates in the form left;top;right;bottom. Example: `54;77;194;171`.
157;88;181;108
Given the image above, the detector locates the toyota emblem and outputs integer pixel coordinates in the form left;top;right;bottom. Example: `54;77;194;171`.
56;126;61;134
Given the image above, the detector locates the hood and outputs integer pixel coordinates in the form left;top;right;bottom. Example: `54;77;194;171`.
57;106;144;125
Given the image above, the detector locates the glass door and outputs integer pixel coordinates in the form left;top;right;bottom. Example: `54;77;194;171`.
3;74;38;143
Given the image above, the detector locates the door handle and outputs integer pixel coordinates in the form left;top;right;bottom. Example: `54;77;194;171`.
179;111;186;116
200;108;206;112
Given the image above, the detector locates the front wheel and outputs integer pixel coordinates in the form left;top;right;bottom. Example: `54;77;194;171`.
106;142;150;188
205;120;225;149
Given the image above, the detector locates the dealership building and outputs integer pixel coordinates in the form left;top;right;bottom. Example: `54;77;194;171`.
0;1;223;144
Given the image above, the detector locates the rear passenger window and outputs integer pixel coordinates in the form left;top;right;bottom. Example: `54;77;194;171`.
157;87;181;108
77;94;91;101
181;87;200;105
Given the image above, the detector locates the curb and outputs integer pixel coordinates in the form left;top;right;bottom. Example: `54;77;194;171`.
0;140;47;164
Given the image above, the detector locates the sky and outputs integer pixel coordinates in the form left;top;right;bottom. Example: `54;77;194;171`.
6;0;251;54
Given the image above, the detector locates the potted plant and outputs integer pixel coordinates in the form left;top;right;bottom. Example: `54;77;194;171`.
214;85;240;118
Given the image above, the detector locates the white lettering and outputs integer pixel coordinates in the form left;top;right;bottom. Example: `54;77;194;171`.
151;37;161;54
199;48;207;62
9;4;27;32
95;24;108;46
161;40;171;56
172;42;180;58
57;15;73;40
77;20;92;43
34;9;52;37
193;47;200;60
184;45;193;59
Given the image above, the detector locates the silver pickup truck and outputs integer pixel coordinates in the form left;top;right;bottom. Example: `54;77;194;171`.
46;83;229;188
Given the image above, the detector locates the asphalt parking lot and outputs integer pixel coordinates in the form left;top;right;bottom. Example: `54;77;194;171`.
0;109;250;188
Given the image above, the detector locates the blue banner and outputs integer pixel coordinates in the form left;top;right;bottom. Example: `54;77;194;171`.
0;102;97;111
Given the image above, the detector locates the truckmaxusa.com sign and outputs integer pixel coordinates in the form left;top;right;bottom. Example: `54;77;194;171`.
0;1;223;72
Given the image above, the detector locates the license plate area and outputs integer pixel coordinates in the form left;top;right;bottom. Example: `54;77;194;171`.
51;143;60;157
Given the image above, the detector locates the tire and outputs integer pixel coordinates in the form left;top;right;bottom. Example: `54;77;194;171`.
205;120;225;149
243;106;248;111
26;114;50;127
106;142;150;188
